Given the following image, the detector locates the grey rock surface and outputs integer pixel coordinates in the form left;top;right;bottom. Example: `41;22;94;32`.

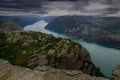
0;59;109;80
110;64;120;80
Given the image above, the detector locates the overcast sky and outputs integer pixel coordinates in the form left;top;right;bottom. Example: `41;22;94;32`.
0;0;120;17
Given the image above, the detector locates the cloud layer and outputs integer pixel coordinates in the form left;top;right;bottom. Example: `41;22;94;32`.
0;0;120;17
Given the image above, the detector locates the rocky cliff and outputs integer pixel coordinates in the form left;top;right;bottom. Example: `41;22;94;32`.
0;31;104;77
110;64;120;80
0;59;108;80
45;16;120;49
0;20;22;32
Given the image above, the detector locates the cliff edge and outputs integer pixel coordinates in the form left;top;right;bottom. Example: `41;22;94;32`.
0;31;104;77
0;59;108;80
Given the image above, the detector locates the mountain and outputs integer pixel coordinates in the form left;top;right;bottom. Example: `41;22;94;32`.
0;31;104;77
0;59;109;80
0;16;55;28
0;20;22;32
45;16;120;49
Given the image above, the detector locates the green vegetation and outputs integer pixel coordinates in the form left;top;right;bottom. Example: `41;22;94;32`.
0;31;78;67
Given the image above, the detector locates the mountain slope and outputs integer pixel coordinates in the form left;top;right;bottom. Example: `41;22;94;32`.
0;20;22;32
45;16;120;48
0;31;104;77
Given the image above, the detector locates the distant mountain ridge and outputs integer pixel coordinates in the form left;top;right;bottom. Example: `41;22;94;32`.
45;16;120;48
0;16;55;28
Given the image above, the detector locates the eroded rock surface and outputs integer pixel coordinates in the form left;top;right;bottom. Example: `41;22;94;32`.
110;64;120;80
0;59;108;80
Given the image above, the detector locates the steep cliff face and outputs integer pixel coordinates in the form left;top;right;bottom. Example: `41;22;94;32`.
0;31;104;77
0;20;22;32
0;59;108;80
45;16;120;48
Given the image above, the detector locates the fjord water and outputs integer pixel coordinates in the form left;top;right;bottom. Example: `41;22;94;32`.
24;22;120;77
75;39;120;77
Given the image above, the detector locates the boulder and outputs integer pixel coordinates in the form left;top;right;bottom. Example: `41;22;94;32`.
110;64;120;80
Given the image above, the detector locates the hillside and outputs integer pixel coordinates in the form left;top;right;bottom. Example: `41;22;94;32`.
45;16;120;48
0;20;21;32
0;31;104;77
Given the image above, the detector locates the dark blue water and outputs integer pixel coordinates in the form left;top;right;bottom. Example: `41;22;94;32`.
75;39;120;77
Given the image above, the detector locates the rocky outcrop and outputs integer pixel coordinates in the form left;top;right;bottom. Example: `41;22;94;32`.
0;31;104;77
0;20;22;32
0;59;108;80
110;64;120;80
45;16;120;49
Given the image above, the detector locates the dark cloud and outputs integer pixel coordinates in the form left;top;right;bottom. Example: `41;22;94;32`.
0;0;120;16
0;0;42;8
